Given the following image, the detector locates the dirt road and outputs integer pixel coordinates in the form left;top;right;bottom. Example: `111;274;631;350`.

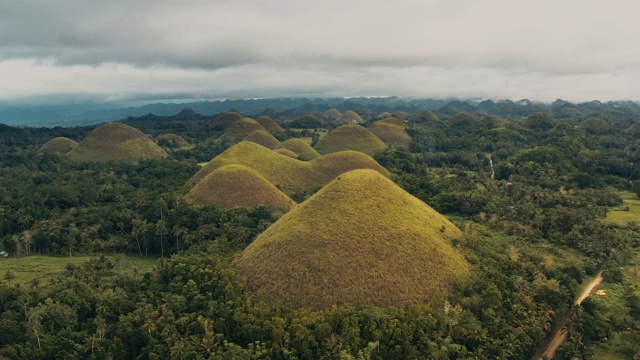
533;271;603;359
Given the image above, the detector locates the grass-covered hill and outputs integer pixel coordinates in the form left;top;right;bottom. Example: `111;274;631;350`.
278;138;321;160
324;108;341;120
188;141;390;195
242;130;281;149
212;111;245;127
185;164;296;211
626;120;640;135
66;122;169;162
234;169;471;309
37;137;78;155
218;118;266;141
273;148;299;158
314;124;387;156
156;133;192;150
369;117;412;148
255;116;285;133
339;110;363;123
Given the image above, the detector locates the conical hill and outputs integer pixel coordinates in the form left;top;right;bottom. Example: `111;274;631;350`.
369;118;411;148
339;110;363;123
242;130;281;149
156;133;191;150
274;148;299;159
38;137;78;155
188;142;389;196
256;116;285;133
186;164;295;211
235;169;471;309
314;124;387;156
219;118;266;140
67;123;168;162
278;138;321;160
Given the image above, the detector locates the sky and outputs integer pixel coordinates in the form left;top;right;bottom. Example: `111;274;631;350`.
1;0;640;105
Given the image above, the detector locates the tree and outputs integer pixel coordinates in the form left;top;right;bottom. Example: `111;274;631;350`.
3;270;15;286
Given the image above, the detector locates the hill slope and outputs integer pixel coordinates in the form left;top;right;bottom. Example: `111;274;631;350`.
186;164;296;211
67;123;168;162
218;118;266;140
278;138;321;160
369;118;412;148
314;124;387;156
235;169;470;309
255;116;285;133
242;130;281;149
38;137;78;155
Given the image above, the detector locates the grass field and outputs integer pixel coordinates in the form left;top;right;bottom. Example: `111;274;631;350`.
0;254;157;288
604;192;640;226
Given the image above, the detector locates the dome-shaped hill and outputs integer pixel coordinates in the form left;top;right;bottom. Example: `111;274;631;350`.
274;148;299;159
578;117;612;134
156;133;192;150
235;169;470;309
324;108;341;120
188;142;389;196
392;111;410;120
314;124;387;156
186;164;296;212
446;112;478;131
376;117;407;129
278;139;321;160
377;112;392;119
339;110;363;123
219;118;266;140
242;130;281;149
411;110;441;125
524;112;557;131
212;111;245;127
67;123;168;162
255;116;285;133
626;121;640;135
369;120;412;148
38;137;78;155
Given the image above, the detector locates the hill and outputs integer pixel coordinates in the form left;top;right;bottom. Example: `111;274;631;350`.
218;118;266;140
369;118;412;148
186;164;296;212
242;130;281;149
324;108;341;120
37;137;78;155
234;169;471;309
66;123;168;162
255;116;285;133
273;148;299;158
212;111;245;127
188;142;389;195
626;121;640;135
156;133;192;150
339;110;363;123
314;124;387;156
278;138;321;160
578;117;612;134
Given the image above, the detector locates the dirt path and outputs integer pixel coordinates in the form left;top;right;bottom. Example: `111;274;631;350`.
533;271;603;360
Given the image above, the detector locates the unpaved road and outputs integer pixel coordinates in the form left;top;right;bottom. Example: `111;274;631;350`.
534;271;603;359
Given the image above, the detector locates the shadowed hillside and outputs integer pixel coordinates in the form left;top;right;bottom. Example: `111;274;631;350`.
37;137;78;155
274;148;299;158
314;124;387;156
66;123;168;162
235;169;470;309
186;164;296;211
188;142;389;195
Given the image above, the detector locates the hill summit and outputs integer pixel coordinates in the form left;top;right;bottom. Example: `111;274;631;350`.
235;169;470;309
38;137;78;155
66;123;168;162
314;124;387;156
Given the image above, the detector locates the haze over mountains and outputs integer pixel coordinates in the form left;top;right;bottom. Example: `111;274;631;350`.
4;97;640;127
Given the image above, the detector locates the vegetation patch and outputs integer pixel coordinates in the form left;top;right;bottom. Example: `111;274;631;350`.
156;133;192;150
314;124;387;156
235;169;470;309
605;192;640;226
37;137;78;155
66;122;169;162
185;164;296;212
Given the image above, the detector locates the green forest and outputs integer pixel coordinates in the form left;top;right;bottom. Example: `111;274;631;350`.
0;102;639;359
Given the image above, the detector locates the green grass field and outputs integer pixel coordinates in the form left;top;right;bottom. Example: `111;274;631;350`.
605;192;640;226
0;254;157;288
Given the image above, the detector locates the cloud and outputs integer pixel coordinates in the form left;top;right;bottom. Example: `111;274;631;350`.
1;0;640;103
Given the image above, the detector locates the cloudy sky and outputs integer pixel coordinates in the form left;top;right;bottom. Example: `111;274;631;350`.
1;0;639;105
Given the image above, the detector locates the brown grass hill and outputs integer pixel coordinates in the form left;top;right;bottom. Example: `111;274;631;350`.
626;121;640;135
212;111;245;127
578;117;613;134
391;111;410;120
274;148;299;159
324;108;341;120
37;137;78;155
339;110;363;123
156;133;192;150
185;164;296;212
368;119;412;148
66;123;168;162
187;141;390;195
377;112;392;119
242;130;281;150
234;169;471;309
411;110;441;126
314;124;387;156
445;112;479;132
278;138;321;160
218;118;266;141
255;116;285;133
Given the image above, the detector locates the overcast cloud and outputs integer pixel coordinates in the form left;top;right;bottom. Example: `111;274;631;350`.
1;0;639;104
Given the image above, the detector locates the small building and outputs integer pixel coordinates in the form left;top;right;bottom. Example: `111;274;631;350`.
0;251;8;257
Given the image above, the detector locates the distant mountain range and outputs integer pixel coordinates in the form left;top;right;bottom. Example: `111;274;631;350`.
1;97;640;127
